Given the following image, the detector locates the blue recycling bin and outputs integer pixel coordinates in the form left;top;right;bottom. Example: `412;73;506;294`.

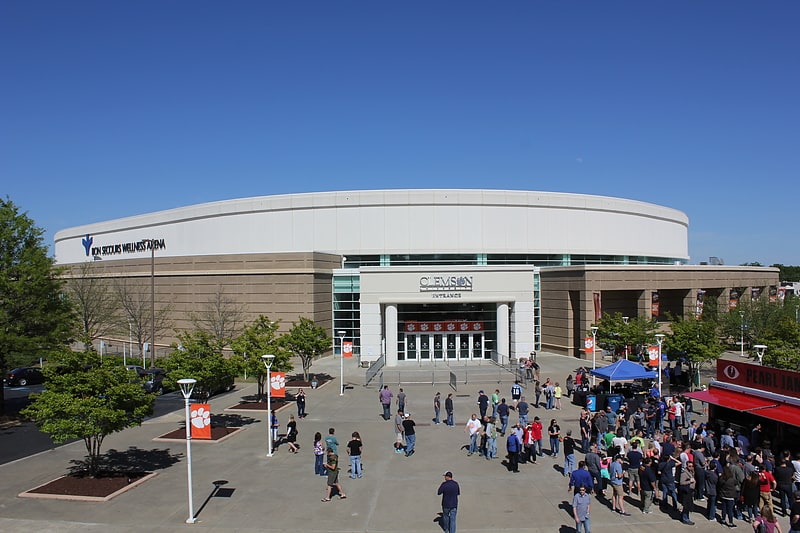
585;394;597;412
606;394;624;413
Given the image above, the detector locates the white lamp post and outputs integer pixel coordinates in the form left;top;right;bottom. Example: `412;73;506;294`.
739;311;745;358
177;378;197;524
655;334;665;398
590;326;598;387
261;354;275;457
754;344;767;366
337;330;346;396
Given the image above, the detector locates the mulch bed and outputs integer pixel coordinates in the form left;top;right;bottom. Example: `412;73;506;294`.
24;470;153;500
227;374;333;411
157;426;242;440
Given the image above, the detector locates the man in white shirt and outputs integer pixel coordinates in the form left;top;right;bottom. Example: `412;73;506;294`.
464;413;482;456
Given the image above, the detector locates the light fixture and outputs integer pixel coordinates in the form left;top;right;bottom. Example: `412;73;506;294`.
177;378;198;524
261;355;275;457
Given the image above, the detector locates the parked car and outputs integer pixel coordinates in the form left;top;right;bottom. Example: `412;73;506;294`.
4;367;45;387
192;374;235;399
143;368;167;394
125;365;147;378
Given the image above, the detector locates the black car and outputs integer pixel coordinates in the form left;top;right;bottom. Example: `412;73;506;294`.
5;367;45;387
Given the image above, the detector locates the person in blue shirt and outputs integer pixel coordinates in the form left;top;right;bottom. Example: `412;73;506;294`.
438;471;460;533
506;430;521;473
568;461;594;495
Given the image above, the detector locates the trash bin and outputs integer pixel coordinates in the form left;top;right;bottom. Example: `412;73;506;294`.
585;394;597;412
606;394;624;413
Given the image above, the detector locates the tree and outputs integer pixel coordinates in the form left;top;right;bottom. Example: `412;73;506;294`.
663;314;723;391
230;316;291;400
114;277;172;363
161;331;240;398
281;317;332;381
592;313;658;360
64;262;120;351
771;264;800;283
189;287;247;351
0;198;75;415
21;350;154;476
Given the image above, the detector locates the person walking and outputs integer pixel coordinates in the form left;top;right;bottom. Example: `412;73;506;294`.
640;457;657;514
394;409;405;454
531;416;544;457
402;412;416;457
563;429;576;477
465;413;481;456
477;390;489;418
379;385;393;420
548;418;561;458
270;410;280;453
324;427;339;455
286;415;299;453
511;380;522;407
610;454;630;516
678;461;697;525
397;388;406;413
554;382;563;410
572;485;592;533
438;471;460;533
433;392;442;425
485;416;498;460
517;396;530;426
497;398;510;436
347;431;363;478
445;393;455;427
491;389;500;419
321;448;346;502
506;429;522;473
753;505;783;533
296;387;306;418
314;432;326;476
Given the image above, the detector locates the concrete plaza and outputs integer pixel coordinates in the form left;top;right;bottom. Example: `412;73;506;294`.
0;352;790;532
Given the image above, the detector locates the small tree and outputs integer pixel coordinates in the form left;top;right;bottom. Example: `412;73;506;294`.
189;287;248;352
21;350;154;476
161;331;240;398
663;314;723;391
282;317;332;381
593;313;658;360
65;262;120;351
114;277;172;361
0;198;75;415
230;316;291;400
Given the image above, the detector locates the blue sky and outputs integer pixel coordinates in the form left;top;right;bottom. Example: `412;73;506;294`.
2;2;798;265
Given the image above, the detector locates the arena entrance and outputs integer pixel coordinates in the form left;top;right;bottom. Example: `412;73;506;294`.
396;303;495;362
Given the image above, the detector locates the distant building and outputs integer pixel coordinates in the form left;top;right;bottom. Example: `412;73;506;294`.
54;189;779;365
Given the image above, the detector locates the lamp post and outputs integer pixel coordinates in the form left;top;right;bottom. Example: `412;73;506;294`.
177;378;197;524
261;354;275;457
337;330;346;396
739;311;745;358
140;239;156;368
754;344;767;366
590;326;598;387
655;334;665;398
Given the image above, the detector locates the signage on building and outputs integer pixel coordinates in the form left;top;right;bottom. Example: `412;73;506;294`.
404;321;484;333
419;275;473;292
718;359;800;396
83;234;166;258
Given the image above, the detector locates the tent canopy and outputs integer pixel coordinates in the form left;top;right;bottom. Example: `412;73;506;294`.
589;359;657;382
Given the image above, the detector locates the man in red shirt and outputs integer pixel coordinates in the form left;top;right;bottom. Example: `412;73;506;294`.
531;417;544;458
757;465;777;513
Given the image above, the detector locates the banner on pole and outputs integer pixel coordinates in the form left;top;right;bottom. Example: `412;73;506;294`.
584;337;594;352
270;371;286;398
647;346;660;367
190;403;212;439
343;341;353;358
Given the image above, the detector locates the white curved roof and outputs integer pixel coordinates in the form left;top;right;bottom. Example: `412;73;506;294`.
54;189;689;264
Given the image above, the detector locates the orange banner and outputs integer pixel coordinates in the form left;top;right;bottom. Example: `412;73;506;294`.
647;346;660;367
343;341;353;358
190;403;212;439
270;371;286;398
583;337;594;352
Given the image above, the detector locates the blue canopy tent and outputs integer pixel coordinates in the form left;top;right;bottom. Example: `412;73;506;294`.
590;359;657;392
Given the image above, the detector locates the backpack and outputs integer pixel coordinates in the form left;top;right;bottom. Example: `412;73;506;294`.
754;520;766;533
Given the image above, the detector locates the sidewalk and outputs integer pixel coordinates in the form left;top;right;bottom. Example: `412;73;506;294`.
0;352;787;532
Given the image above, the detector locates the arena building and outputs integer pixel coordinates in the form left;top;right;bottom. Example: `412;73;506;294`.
54;189;778;366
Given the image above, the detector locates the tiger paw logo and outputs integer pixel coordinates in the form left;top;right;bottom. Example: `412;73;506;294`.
191;406;211;430
270;374;286;391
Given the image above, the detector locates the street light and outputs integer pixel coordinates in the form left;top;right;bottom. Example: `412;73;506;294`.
655;334;665;398
739;311;745;358
337;330;346;396
754;344;767;366
261;355;275;457
140;239;156;368
590;326;598;387
177;378;197;524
